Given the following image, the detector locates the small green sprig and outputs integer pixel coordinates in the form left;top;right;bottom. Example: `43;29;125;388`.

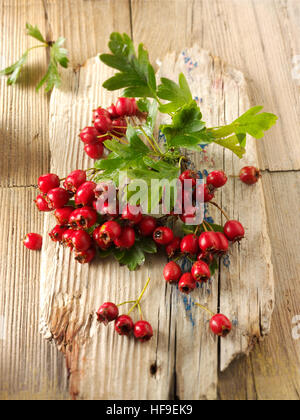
0;23;69;92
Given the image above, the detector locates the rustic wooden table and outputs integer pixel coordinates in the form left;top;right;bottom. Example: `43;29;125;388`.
0;0;300;400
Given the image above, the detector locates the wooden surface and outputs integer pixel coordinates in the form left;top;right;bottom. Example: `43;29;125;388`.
0;0;300;400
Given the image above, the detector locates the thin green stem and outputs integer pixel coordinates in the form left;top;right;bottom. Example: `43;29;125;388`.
28;44;48;52
127;277;151;316
139;126;159;154
195;303;215;316
117;300;136;307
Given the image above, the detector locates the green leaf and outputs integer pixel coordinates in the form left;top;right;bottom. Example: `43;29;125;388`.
137;237;157;254
0;51;29;85
25;23;46;43
157;73;193;113
114;243;146;271
100;32;157;98
213;135;246;159
51;37;69;68
36;60;61;92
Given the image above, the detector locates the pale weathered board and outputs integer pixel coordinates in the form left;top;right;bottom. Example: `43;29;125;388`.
39;47;274;400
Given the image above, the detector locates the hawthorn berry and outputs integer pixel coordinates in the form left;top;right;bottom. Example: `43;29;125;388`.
180;234;199;255
224;220;245;242
93;226;112;250
134;320;153;342
62;229;75;248
49;225;68;242
204;184;215;202
138;216;157;237
107;104;119;119
180;207;197;224
111;118;127;136
115;97;136;116
92;107;110;122
163;261;182;284
191;261;211;283
74;247;96;264
34;194;52;212
38;173;60;194
209;314;232;337
79;126;100;144
23;233;43;250
121;204;143;225
165;237;181;258
115;315;134;336
71;229;92;252
199;231;220;253
207;170;227;188
178;273;197;294
239;166;261;185
46;187;70;210
84;142;104;160
75;181;96;206
197;252;214;265
94;115;113;133
114;227;135;249
54;206;74;225
96;302;119;325
69;206;98;230
179;169;199;187
95;199;119;218
215;232;229;255
99;221;122;244
63;170;87;192
153;226;174;245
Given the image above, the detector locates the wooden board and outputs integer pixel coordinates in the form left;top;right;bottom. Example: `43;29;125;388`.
40;47;274;400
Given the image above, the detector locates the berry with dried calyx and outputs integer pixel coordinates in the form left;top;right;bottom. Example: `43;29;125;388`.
138;216;157;237
153;226;174;245
93;226;112;250
38;173;60;194
178;273;197;294
239;166;261;185
207;170;227;188
99;221;122;244
69;206;98;230
209;314;232;337
96;302;119;325
165;237;181;258
204;184;215;202
163;261;182;284
62;229;75;248
34;194;52;212
49;225;68;242
180;234;199;255
115;315;134;336
224;220;245;242
46;187;70;210
23;233;43;250
191;260;211;283
74;247;96;264
134;320;153;342
75;181;96;206
114;226;135;249
64;170;87;193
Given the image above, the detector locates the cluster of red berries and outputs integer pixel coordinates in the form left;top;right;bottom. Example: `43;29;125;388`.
79;97;138;160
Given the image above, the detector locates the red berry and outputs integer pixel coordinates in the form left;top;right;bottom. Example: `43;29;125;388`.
62;229;75;248
209;314;232;337
95;199;119;218
71;229;92;252
163;261;182;284
207;170;227;188
99;221;122;244
96;302;119;325
92;107;110;122
111;118;127;136
197;252;214;265
178;273;197;294
115;97;133;116
239;166;261;185
63;170;87;192
93;115;112;133
179;170;199;187
215;232;229;254
46;187;70;210
93;226;111;250
166;237;181;258
129;98;138;115
224;220;245;242
138;216;157;237
69;206;98;230
54;206;74;225
74;247;96;264
114;227;135;249
107;104;119;119
121;204;143;225
84;142;104;160
23;233;43;250
134;320;153;342
199;231;220;253
180;234;199;255
38;173;60;194
115;315;134;336
204;184;215;202
191;261;211;283
49;225;68;242
79;126;100;144
34;194;52;212
75;181;96;206
153;226;174;245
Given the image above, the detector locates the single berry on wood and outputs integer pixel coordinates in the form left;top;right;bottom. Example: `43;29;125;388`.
71;229;92;252
153;226;174;245
209;314;232;337
239;166;261;185
121;204;143;225
38;173;60;194
178;273;197;294
46;187;70;210
54;206;74;225
223;220;245;242
165;237;181;258
180;234;199;255
96;302;119;325
163;261;182;284
49;225;68;242
34;194;52;212
69;206;98;230
114;226;135;249
23;233;43;250
79;126;100;144
207;170;227;188
191;260;211;283
115;315;134;336
63;170;87;192
74;247;96;264
134;320;153;342
138;216;157;237
75;181;96;206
